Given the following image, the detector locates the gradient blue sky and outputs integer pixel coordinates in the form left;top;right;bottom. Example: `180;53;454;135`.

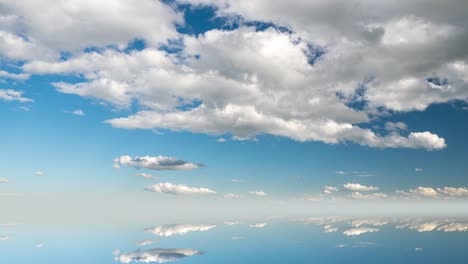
1;0;468;201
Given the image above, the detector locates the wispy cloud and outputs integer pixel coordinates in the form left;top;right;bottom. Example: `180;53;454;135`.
114;155;202;170
343;227;379;236
34;170;44;176
249;223;267;228
134;173;158;180
145;183;216;195
0;178;9;183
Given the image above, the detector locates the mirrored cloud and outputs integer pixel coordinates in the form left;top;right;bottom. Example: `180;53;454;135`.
145;224;216;237
115;248;202;263
145;183;216;195
114;155;202;171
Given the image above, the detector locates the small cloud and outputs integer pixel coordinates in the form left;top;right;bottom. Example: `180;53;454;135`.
0;178;9;183
343;183;379;192
224;221;240;226
136;239;159;246
249;191;268;197
415;248;423;251
145;182;216;195
71;109;85;116
19;106;30;111
231;236;247;240
114;155;202;171
224;193;240;198
0;236;9;241
335;171;346;175
217;138;227;142
134;173;159;180
231;178;246;183
35;170;44;176
415;168;424;172
385;121;408;131
323;186;339;194
35;243;44;248
336;244;346;248
249;223;267;228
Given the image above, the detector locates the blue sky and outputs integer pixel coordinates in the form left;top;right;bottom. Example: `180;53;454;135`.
1;0;468;202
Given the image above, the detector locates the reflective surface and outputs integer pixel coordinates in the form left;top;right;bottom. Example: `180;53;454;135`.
2;215;468;263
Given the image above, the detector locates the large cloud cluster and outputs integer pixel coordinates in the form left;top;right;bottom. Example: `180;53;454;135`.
1;0;467;148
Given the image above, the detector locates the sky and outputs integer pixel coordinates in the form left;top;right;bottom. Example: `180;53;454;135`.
1;0;468;210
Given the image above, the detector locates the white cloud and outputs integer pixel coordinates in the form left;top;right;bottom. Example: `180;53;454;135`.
71;109;85;116
0;0;182;57
115;248;201;263
134;173;159;180
351;192;388;200
0;178;9;183
114;155;202;171
0;236;9;241
1;1;465;150
343;183;379;192
409;187;438;198
23;27;447;150
0;70;30;80
34;170;43;176
436;187;468;197
0;89;33;103
217;138;227;142
249;223;267;228
323;186;339;194
385;121;407;131
224;193;240;198
145;224;216;237
231;236;247;240
136;239;159;246
249;191;268;197
224;221;240;226
343;227;379;236
415;168;424;172
145;182;216;195
35;243;44;248
231;179;245;183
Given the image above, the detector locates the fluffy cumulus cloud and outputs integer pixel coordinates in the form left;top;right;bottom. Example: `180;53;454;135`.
0;178;8;183
115;248;202;263
145;182;216;195
1;0;466;149
114;155;202;171
343;183;379;192
145;224;216;237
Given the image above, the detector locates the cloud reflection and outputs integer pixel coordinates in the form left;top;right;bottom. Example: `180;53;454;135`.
115;248;202;263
